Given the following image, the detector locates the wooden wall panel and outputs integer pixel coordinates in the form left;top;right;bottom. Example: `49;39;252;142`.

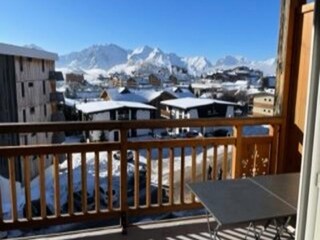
284;4;314;172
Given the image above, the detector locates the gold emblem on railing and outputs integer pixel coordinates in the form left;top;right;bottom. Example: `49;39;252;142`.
241;144;269;178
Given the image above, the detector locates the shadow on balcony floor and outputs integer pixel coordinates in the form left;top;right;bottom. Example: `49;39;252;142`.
16;216;294;240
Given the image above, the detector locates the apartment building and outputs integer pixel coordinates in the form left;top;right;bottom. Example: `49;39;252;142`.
0;43;59;179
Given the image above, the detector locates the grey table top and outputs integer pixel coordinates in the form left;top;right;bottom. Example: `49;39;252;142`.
187;173;299;226
249;173;300;210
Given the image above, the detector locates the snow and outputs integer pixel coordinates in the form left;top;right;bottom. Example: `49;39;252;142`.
161;97;239;110
0;122;271;237
76;100;155;114
57;44;129;70
106;88;148;103
64;98;80;107
0;176;24;218
0;42;58;60
214;55;276;76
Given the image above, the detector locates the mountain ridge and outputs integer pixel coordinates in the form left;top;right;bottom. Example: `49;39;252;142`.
56;43;276;76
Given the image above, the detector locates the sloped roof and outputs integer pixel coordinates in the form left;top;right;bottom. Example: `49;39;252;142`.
76;100;155;114
161;97;239;110
0;42;58;60
106;88;148;103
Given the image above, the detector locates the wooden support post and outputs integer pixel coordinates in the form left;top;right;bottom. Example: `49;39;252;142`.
232;125;243;179
270;125;280;174
120;129;128;234
275;0;307;173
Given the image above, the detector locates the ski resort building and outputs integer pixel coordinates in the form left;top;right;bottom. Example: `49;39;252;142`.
76;100;156;141
0;43;61;180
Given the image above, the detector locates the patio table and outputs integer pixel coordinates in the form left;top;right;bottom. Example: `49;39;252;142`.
187;173;299;239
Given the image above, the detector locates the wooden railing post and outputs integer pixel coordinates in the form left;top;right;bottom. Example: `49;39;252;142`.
232;125;243;179
270;124;280;174
120;129;128;234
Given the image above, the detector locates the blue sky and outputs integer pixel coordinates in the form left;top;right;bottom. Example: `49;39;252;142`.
0;0;280;61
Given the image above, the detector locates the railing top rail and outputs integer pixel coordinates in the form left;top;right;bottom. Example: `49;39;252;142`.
0;117;283;133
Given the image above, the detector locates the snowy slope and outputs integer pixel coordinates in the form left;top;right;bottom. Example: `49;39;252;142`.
57;44;130;70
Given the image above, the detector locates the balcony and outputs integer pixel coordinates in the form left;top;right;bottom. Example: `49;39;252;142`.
50;92;65;103
0;117;283;238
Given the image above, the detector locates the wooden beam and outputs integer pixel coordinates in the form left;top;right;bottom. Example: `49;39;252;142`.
275;0;306;173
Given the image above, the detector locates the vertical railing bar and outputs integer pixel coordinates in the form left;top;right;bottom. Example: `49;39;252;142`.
94;151;100;213
120;129;128;233
169;147;174;205
23;155;32;220
146;148;151;207
213;146;218;180
67;153;74;215
232;125;243;179
8;157;18;222
180;147;185;204
223;145;228;179
202;146;207;181
191;146;196;202
157;148;163;206
270;124;280;174
107;151;113;211
134;150;140;209
0;182;2;222
53;154;61;217
81;152;87;213
39;155;47;218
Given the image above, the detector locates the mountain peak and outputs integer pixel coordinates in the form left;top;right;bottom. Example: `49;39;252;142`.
57;43;276;77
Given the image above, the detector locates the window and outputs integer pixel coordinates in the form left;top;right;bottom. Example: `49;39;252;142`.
19;57;23;72
44;104;47;117
41;59;45;72
30;107;35;114
21;82;25;97
28;82;34;87
23;109;26;122
42;80;46;94
24;136;28;145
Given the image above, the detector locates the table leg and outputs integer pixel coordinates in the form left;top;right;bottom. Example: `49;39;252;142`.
273;217;294;239
245;222;263;240
206;211;221;240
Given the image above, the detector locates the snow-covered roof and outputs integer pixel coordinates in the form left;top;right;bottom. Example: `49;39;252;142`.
76;100;155;114
161;97;239;110
0;42;58;61
65;98;80;107
106;88;148;103
135;89;165;102
164;87;194;98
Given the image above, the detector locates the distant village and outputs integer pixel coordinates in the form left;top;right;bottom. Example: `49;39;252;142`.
60;63;275;141
0;43;275;180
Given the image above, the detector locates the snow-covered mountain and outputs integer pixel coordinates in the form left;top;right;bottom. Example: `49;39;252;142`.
57;44;276;78
183;56;213;76
58;44;130;70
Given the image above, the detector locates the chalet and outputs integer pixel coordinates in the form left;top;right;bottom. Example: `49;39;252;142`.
0;42;59;180
65;73;84;85
164;86;194;98
161;97;240;134
148;74;161;87
76;100;155;141
161;97;240;120
191;82;221;97
252;93;275;117
100;87;147;103
127;77;138;88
